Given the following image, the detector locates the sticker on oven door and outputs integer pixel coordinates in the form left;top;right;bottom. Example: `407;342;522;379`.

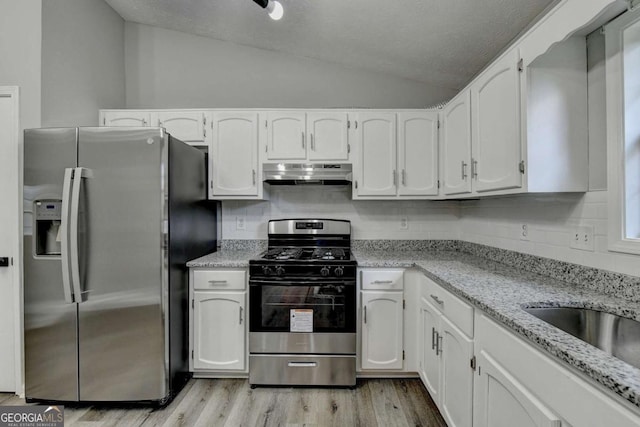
290;309;313;332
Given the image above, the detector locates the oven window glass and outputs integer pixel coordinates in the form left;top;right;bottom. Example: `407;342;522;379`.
250;283;356;333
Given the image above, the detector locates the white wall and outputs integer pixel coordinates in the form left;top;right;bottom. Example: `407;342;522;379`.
0;1;42;130
222;186;460;240
41;0;125;127
124;23;456;109
459;191;640;277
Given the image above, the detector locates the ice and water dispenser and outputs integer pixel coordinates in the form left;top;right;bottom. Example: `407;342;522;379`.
34;200;62;256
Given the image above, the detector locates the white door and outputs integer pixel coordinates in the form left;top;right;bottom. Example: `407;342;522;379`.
471;48;523;192
361;291;403;370
100;110;151;127
210;112;259;196
397;112;439;196
440;316;474;427
355;113;397;197
419;298;441;402
307;112;349;161
193;291;245;370
156;111;209;145
0;87;19;392
266;111;306;160
473;349;562;427
442;91;472;195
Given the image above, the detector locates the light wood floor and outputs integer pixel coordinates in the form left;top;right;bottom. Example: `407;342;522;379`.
0;378;447;427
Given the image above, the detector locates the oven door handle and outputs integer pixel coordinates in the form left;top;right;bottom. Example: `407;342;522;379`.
249;279;355;286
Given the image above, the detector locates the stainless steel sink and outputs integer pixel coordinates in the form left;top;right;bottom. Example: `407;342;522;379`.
523;307;640;370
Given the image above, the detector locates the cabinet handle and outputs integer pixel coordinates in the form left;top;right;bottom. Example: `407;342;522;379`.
252;169;256;185
158;119;162;127
239;306;243;324
461;161;468;180
208;280;228;285
393;170;397;186
364;305;367;324
402;169;406;186
437;333;443;356
472;158;478;179
430;294;444;306
310;134;315;150
301;132;305;149
142;118;147;126
371;280;393;284
431;327;437;350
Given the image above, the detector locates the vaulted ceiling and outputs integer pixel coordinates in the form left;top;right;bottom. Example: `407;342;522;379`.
104;0;556;90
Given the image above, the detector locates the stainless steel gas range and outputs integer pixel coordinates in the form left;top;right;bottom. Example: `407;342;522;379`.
248;219;357;387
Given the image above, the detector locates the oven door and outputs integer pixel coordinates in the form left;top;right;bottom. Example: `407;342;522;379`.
249;279;356;334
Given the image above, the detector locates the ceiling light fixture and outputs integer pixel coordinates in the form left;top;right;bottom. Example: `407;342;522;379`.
252;0;284;20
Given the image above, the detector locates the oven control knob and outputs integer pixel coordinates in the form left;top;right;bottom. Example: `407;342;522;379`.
334;266;344;277
320;266;331;277
262;266;273;275
275;266;285;276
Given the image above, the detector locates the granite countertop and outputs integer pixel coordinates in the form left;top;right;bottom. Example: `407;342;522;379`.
186;248;261;268
355;248;640;409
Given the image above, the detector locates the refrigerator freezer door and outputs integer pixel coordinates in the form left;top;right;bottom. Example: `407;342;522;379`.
23;128;79;401
76;128;168;402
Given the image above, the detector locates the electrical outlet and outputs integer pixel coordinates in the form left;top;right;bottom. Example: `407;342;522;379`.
520;224;529;241
400;217;408;230
570;225;595;251
236;216;246;230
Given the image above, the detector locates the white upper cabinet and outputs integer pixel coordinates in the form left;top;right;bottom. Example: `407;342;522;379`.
156;111;209;146
397;112;439;196
210;112;260;198
307;112;349;161
471;48;523;193
441;91;472;196
353;113;397;197
266;111;306;160
265;111;350;162
100;110;151;127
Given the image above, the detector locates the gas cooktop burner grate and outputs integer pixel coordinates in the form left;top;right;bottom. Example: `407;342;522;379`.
311;248;346;260
264;248;304;260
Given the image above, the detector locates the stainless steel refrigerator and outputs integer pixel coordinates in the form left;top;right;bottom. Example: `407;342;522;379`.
23;127;217;405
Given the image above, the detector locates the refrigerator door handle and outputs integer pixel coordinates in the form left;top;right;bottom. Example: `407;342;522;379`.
60;168;75;304
70;167;93;303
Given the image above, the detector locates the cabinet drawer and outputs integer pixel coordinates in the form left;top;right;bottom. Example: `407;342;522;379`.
422;277;473;337
193;270;246;290
361;270;404;290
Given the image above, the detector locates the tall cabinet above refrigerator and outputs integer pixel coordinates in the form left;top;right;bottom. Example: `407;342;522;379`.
23;127;217;405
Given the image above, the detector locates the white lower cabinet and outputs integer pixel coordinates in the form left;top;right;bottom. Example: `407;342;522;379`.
418;277;474;427
189;269;248;375
360;269;404;370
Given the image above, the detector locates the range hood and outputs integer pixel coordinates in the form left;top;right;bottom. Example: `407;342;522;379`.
263;163;352;185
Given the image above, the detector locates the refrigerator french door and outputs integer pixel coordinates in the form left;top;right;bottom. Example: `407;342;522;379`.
23;127;216;404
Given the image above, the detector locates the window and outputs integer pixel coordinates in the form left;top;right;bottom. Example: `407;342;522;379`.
606;7;640;254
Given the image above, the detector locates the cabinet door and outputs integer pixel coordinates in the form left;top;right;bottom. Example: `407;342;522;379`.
441;91;472;195
361;291;403;370
193;291;246;371
307;112;349;161
354;113;397;197
419;297;442;402
100;111;151;127
471;49;523;193
156;111;208;145
398;112;439;196
440;316;474;427
211;112;259;196
474;349;562;427
266;112;306;160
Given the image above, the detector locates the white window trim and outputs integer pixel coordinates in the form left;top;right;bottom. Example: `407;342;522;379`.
606;7;640;255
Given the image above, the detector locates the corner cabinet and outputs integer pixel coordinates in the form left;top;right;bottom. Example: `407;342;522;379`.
210;112;262;199
189;268;248;375
353;111;439;200
360;269;404;370
441;91;472;196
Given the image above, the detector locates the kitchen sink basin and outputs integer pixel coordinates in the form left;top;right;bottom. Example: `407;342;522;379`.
523;307;640;370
